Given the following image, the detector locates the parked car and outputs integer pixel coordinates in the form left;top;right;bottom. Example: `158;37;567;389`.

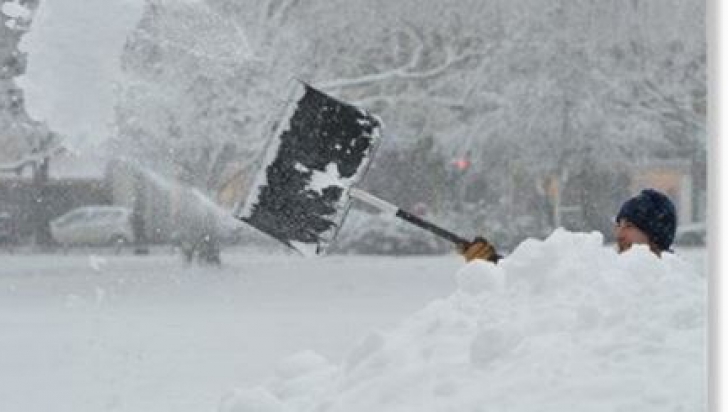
674;222;706;246
50;206;134;247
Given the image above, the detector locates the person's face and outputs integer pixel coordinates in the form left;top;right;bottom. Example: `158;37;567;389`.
614;219;652;253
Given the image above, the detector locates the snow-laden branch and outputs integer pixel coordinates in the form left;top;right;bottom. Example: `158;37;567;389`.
627;102;704;132
319;51;483;90
0;144;64;173
317;24;484;91
131;1;260;72
351;95;467;109
130;31;248;79
197;1;258;60
641;80;705;130
266;0;300;25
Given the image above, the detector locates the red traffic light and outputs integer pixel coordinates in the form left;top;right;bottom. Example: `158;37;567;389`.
453;158;471;171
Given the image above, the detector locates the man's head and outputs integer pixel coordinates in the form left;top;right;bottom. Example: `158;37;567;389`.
614;189;677;254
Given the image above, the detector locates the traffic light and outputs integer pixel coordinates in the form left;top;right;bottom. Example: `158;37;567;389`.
453;158;471;171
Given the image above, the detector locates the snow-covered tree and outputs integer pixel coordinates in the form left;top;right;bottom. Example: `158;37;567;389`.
1;0;61;246
0;0;56;172
112;0;705;247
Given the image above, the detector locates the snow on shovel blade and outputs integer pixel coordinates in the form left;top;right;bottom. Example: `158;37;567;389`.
235;83;382;256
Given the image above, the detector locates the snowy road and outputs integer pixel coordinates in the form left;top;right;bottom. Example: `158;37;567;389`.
0;249;461;412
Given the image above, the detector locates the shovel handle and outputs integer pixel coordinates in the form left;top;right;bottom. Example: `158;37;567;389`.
394;209;470;247
350;188;470;247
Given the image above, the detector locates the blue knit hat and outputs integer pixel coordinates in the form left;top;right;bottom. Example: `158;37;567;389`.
616;189;677;251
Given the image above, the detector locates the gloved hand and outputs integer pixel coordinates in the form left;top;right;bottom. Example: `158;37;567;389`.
458;236;500;263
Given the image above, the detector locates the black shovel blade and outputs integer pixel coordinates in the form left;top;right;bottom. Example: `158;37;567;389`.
235;83;382;256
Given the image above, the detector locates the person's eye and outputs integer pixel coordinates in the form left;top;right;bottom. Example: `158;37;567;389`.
616;221;633;229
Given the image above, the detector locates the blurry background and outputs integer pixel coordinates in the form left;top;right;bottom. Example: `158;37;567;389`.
0;0;706;256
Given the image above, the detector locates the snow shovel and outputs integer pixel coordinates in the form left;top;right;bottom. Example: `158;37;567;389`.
235;82;477;256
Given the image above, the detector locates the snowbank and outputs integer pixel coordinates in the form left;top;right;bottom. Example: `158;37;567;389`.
221;229;706;412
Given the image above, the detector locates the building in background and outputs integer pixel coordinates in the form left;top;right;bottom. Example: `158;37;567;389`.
0;149;111;243
630;159;700;226
547;156;705;241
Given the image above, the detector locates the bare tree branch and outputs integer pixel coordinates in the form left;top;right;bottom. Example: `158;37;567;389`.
318;49;483;90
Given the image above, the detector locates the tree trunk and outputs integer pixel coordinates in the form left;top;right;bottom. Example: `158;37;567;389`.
31;157;53;248
132;171;150;254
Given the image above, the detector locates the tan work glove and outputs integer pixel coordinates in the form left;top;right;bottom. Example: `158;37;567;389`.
458;236;500;263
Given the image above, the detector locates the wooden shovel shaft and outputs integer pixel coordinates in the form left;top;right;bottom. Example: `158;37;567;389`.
350;188;470;247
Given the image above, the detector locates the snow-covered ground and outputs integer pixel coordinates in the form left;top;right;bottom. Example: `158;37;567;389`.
0;234;707;412
0;247;461;412
223;232;707;412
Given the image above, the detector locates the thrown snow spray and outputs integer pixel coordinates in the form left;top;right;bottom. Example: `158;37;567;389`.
221;230;706;412
113;158;244;240
17;0;146;149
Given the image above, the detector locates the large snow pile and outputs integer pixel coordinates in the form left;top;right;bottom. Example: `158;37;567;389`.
221;229;705;412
